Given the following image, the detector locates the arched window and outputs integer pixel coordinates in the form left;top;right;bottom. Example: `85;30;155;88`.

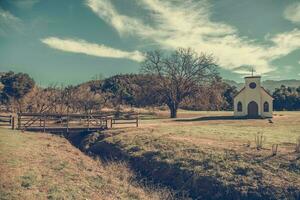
264;102;269;112
237;101;242;112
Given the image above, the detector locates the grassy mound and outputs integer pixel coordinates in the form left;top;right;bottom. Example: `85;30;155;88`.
0;128;169;200
78;111;300;199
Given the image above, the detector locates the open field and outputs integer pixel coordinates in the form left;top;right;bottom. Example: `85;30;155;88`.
0;128;169;200
82;111;300;199
139;110;300;149
0;111;299;199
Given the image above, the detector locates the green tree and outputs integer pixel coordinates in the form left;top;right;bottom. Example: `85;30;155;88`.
0;71;35;111
273;85;300;111
1;71;35;100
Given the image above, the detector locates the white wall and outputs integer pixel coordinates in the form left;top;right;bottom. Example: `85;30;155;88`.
234;76;273;118
234;91;246;117
261;90;273;118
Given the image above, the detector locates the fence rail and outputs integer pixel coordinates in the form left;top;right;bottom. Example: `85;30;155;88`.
16;111;139;133
111;112;139;128
0;114;14;129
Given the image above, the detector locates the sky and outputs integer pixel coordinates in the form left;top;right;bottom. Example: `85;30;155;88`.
1;0;300;86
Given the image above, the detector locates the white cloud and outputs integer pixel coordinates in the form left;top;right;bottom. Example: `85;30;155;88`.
0;8;22;36
284;2;300;24
269;29;300;57
0;9;20;22
85;0;156;37
233;70;253;75
41;37;145;62
86;0;300;76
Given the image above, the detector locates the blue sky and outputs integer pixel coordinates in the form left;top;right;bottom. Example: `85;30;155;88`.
1;0;300;86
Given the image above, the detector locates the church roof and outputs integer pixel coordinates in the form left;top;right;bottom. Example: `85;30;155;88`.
233;87;245;98
244;76;261;78
233;86;273;99
261;87;273;99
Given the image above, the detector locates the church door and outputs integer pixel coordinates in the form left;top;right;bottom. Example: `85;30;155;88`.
247;101;258;118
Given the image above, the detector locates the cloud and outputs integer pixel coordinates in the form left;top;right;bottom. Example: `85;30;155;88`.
86;0;300;76
7;0;40;9
232;65;255;75
85;0;156;37
41;37;145;62
0;8;22;36
284;2;300;24
0;9;20;22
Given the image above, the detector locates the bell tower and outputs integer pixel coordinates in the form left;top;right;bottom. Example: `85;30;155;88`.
244;76;261;91
244;76;261;117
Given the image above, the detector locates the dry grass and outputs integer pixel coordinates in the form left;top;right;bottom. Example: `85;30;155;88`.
92;111;300;199
2;110;299;199
0;128;170;200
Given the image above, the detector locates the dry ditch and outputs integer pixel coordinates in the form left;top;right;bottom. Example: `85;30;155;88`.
67;131;300;200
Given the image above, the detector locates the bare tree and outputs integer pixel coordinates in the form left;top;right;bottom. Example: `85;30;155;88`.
24;84;61;113
141;48;218;118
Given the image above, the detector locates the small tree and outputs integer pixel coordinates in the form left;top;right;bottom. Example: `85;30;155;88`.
141;48;218;118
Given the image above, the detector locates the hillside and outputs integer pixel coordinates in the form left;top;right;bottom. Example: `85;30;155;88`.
0;128;168;200
224;79;300;92
73;111;300;199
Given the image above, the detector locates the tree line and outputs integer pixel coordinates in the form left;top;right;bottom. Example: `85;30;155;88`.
0;49;238;118
273;85;300;111
1;48;300;118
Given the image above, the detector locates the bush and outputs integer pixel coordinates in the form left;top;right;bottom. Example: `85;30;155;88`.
255;132;266;150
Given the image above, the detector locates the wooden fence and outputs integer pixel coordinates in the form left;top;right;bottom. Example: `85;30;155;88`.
111;112;139;128
0;114;14;129
16;111;139;133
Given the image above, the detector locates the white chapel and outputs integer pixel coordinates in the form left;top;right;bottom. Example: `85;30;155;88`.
234;75;273;118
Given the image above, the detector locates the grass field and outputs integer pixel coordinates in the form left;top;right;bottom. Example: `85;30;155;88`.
0;128;169;200
1;111;299;199
139;110;300;149
85;110;300;199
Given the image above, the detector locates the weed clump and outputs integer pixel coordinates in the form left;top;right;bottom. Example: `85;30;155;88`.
296;137;300;153
271;144;278;156
20;171;36;188
255;132;266;150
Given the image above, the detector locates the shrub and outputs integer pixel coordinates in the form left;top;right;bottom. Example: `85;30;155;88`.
296;137;300;153
20;171;36;188
272;144;278;156
255;132;266;150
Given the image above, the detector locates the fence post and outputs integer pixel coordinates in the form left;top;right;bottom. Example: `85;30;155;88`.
87;115;90;130
17;113;21;130
66;115;69;133
136;115;139;127
11;116;15;130
9;115;12;126
43;115;46;133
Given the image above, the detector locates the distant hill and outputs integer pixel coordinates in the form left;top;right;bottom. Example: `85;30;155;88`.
224;79;300;92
